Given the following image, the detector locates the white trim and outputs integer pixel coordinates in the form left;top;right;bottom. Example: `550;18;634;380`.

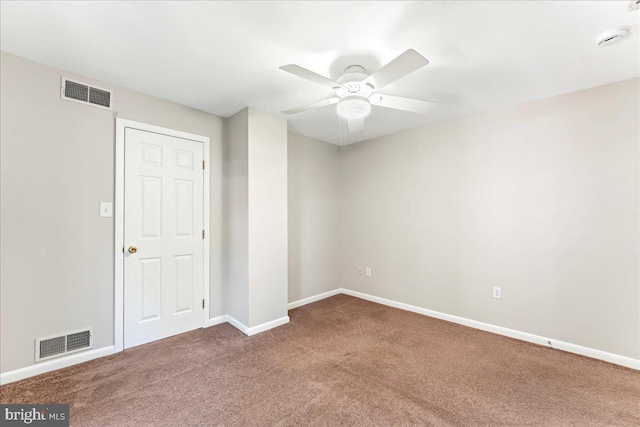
202;138;211;327
114;118;211;353
246;316;290;336
222;315;290;336
4;289;636;384
287;289;342;309
1;346;115;386
287;287;639;370
341;288;640;370
206;315;227;328
114;119;125;352
225;315;249;335
1;312;288;384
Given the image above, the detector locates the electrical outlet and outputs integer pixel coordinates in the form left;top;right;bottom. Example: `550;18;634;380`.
493;287;501;299
365;268;372;277
358;267;363;275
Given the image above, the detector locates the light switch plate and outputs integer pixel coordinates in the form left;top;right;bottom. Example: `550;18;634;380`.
100;202;113;218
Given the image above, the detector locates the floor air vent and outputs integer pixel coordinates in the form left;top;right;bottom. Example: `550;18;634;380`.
61;77;113;110
35;328;93;362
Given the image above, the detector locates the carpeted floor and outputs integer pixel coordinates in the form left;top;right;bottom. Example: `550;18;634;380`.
1;294;639;426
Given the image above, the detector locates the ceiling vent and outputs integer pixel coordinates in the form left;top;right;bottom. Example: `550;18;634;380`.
61;77;113;110
35;328;93;362
597;28;630;47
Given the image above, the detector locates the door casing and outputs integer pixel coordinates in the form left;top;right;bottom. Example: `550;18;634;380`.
114;118;210;353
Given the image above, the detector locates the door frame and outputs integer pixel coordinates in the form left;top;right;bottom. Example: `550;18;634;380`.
114;118;210;352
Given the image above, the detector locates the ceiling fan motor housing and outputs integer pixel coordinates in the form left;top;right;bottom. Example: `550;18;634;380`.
337;65;374;98
338;65;368;83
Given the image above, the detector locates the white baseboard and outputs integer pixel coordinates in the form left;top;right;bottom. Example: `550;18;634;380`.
4;289;636;385
224;314;290;336
206;315;227;328
225;314;249;335
341;288;640;371
1;313;291;385
288;289;342;309
0;345;115;386
246;316;290;336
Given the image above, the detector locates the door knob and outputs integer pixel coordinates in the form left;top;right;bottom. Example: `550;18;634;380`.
128;246;138;254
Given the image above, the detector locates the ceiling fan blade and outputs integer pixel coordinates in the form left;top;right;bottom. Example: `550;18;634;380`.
280;64;345;90
281;97;339;115
347;118;364;133
363;49;429;91
371;94;436;115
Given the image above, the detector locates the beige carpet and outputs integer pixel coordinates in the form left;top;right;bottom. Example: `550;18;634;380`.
1;294;639;426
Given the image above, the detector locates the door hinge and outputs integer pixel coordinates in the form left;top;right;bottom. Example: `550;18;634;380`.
202;160;205;170
202;299;205;309
202;229;205;239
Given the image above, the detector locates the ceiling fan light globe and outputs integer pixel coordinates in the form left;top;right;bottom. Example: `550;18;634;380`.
337;95;371;119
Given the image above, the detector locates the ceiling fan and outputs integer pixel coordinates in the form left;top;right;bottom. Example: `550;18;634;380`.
279;49;436;133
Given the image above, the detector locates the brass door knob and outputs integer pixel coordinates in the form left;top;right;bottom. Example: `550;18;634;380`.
128;246;138;254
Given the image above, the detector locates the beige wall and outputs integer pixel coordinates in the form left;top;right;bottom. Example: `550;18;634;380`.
225;108;250;325
0;52;225;373
248;109;288;326
339;78;640;359
2;49;637;374
288;132;340;302
226;108;288;327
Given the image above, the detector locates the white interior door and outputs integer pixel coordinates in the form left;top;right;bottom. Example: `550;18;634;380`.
123;128;204;348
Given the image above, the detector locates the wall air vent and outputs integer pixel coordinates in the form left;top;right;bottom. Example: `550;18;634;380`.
61;77;113;110
35;328;93;362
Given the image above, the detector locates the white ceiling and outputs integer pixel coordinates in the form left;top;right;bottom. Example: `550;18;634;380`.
1;1;638;145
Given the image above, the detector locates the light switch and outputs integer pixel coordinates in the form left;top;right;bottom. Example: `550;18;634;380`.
100;202;113;218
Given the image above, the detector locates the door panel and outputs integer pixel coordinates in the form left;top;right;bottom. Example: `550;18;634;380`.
175;255;194;313
140;257;162;321
124;128;204;348
175;179;194;237
140;176;162;238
